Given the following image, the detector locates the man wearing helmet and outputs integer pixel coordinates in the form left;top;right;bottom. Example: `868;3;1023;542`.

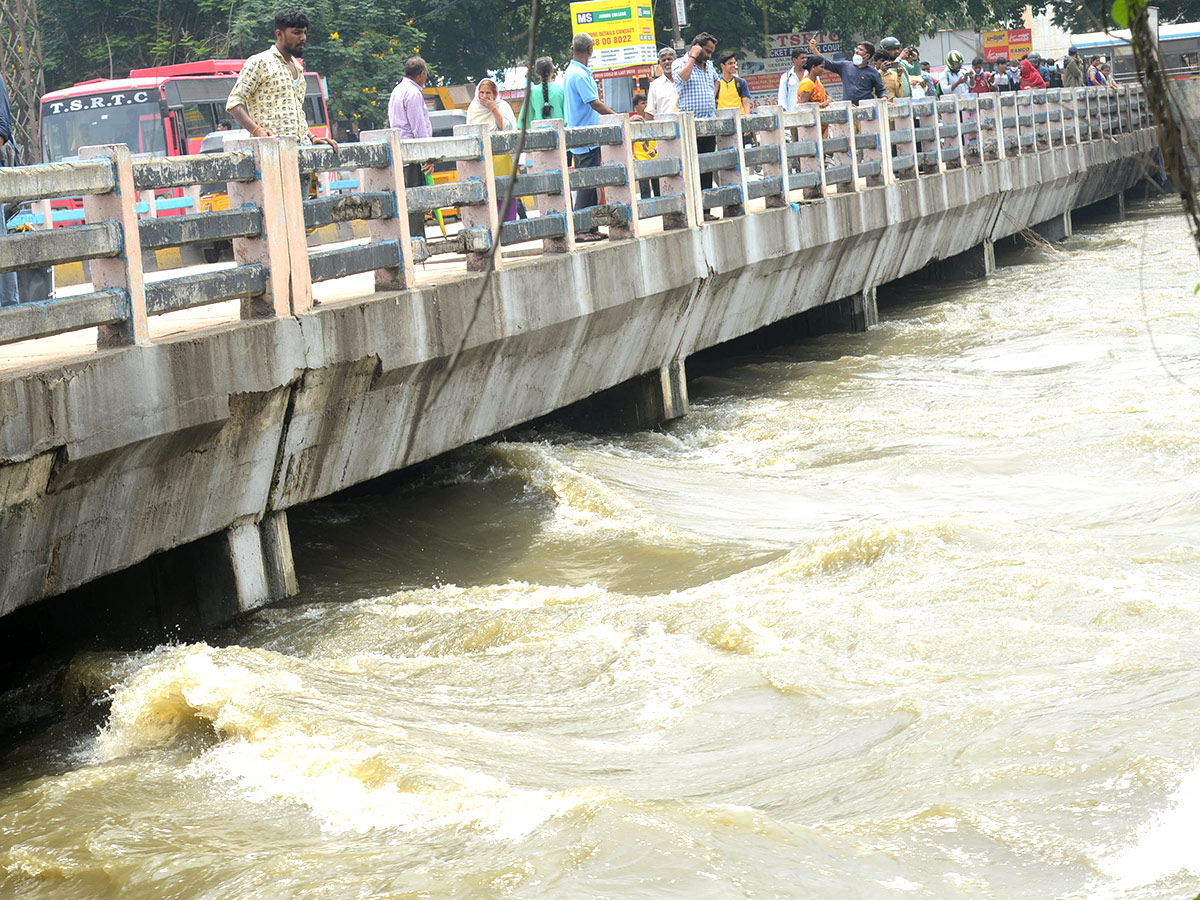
938;51;972;98
880;37;910;98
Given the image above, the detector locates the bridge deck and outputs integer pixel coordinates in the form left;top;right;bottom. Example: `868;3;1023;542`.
0;87;1160;625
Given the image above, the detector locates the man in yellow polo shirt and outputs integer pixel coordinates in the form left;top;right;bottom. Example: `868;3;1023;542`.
714;51;751;115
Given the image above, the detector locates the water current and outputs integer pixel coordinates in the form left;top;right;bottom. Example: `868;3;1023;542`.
2;198;1200;899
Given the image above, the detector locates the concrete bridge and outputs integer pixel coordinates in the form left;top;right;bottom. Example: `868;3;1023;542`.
0;86;1159;626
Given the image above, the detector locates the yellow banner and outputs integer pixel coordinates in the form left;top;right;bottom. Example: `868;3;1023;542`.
570;0;657;72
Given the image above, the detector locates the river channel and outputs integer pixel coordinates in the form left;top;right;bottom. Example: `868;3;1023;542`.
1;197;1199;899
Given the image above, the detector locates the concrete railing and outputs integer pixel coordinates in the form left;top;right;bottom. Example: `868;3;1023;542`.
0;84;1151;352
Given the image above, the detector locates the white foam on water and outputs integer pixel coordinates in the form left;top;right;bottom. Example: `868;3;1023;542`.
1088;763;1200;898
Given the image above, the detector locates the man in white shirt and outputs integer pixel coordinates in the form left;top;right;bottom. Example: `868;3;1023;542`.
776;46;806;111
938;51;972;98
645;46;678;118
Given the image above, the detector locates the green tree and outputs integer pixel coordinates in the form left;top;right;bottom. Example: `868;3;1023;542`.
35;0;422;129
229;0;422;128
38;0;236;90
407;0;571;84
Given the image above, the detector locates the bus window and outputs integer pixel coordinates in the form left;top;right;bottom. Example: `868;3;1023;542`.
182;103;215;141
138;113;167;155
41;96;168;161
304;95;325;128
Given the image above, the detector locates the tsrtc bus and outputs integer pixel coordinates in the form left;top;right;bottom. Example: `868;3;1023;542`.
40;59;331;162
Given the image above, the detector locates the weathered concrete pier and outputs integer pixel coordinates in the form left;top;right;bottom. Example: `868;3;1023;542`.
0;86;1159;626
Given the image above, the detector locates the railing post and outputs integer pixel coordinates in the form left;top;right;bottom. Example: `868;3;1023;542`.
598;113;641;239
888;100;920;178
1062;89;1077;145
281;138;314;313
1045;89;1062;148
30;198;52;230
225;136;305;317
858;100;891;185
977;95;998;161
138;188;158;220
528;118;576;251
714;107;747;216
453;124;501;272
759;106;790;207
1032;90;1049;150
913;98;942;174
996;93;1014;158
359;128;416;290
1015;91;1032;155
938;97;964;170
823;101;858;193
659;111;699;230
78;144;148;347
959;96;981;164
793;106;826;199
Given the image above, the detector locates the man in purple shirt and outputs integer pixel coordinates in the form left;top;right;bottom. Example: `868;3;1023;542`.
388;57;433;237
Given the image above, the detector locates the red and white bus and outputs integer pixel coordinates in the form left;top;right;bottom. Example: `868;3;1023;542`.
40;59;331;162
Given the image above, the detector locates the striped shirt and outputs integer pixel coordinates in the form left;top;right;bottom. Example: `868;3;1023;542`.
226;46;311;144
672;56;717;119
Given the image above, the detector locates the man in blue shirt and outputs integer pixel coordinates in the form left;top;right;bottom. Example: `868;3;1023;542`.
808;36;884;105
563;32;617;241
0;71;18;306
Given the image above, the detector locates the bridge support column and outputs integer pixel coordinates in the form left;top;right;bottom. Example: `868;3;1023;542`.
1083;191;1125;222
193;512;298;625
629;360;689;428
942;241;995;279
1033;211;1072;242
853;287;879;332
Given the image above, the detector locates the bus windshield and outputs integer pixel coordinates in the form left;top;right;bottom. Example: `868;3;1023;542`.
41;95;167;162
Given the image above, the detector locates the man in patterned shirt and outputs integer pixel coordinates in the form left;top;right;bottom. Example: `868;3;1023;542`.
226;9;338;151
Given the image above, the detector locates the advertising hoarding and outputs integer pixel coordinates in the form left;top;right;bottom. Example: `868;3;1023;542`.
982;28;1033;61
739;31;844;104
570;0;658;71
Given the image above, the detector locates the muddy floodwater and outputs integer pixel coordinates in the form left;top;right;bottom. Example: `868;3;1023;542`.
2;198;1199;899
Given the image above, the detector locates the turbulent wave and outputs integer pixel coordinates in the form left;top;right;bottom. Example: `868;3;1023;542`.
4;200;1200;898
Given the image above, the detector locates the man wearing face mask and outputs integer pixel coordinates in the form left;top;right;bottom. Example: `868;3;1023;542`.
809;37;884;105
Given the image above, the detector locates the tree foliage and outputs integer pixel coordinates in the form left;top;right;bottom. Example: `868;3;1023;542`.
36;0;1177;138
228;0;422;126
35;0;420;126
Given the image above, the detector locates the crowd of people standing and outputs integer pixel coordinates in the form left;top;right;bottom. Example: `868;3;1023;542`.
384;21;1126;238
